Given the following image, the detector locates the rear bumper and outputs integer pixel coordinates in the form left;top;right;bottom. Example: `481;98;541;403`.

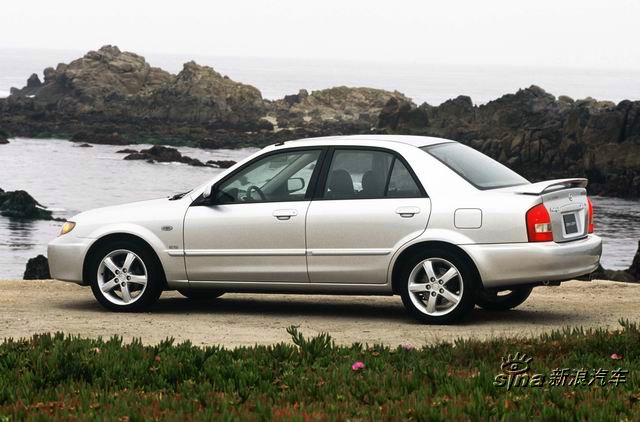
47;235;93;284
460;235;602;288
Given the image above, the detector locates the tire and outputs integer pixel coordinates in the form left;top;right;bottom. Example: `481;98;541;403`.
88;239;164;312
177;289;224;300
399;248;478;324
475;287;532;311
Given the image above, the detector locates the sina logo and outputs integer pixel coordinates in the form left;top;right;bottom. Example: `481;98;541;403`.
494;352;544;389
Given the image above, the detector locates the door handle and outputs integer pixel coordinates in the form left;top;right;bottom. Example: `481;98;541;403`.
396;206;420;218
273;209;298;220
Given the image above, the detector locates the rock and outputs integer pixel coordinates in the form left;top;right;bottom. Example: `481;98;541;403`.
124;145;206;167
4;45;266;131
76;143;93;148
582;241;640;283
116;148;138;154
23;255;51;280
26;73;42;88
123;152;149;161
145;61;266;128
0;129;9;144
283;89;309;106
377;85;640;198
270;86;412;129
628;241;640;280
0;189;53;220
8;45;172;113
206;159;237;169
70;131;129;145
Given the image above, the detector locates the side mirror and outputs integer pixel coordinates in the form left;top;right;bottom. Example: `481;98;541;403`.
287;177;305;193
202;184;212;199
202;184;217;200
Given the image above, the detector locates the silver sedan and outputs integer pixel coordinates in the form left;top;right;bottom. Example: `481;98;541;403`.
48;135;602;323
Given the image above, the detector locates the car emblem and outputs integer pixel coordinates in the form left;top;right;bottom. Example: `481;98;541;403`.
568;193;573;201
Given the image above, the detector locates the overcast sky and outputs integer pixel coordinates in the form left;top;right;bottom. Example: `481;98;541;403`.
1;0;639;69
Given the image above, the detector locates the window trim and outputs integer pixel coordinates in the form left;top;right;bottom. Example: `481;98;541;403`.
313;146;428;201
192;146;328;206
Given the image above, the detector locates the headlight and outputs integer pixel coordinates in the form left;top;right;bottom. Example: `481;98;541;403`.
60;221;76;236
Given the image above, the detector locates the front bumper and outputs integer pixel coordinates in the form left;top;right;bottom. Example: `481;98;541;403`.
47;235;93;284
460;235;602;288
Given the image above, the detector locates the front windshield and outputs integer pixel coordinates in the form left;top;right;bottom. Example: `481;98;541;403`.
423;143;529;190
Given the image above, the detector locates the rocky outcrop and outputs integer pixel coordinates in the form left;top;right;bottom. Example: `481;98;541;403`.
142;61;266;127
70;131;128;145
7;45;171;114
0;129;9;144
1;45;267;136
124;145;206;167
23;255;51;280
269;87;410;130
377;86;640;198
592;241;640;283
0;188;54;220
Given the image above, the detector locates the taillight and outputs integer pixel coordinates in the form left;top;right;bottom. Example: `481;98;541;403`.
526;203;553;242
587;197;594;233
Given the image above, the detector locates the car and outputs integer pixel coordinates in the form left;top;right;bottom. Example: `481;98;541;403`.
48;135;602;323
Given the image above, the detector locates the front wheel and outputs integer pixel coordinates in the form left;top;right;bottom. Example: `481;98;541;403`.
475;287;532;311
399;249;478;324
88;240;164;311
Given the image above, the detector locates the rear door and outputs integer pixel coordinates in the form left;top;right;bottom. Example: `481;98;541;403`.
305;147;431;284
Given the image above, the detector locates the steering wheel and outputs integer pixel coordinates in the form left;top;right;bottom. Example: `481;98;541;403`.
245;185;266;201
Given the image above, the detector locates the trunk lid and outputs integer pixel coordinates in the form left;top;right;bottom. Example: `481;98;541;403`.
500;178;590;243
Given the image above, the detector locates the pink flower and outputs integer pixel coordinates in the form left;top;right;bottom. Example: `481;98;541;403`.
610;353;623;360
401;343;415;351
351;361;365;371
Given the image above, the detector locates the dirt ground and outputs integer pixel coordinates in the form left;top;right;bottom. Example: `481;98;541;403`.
0;279;637;347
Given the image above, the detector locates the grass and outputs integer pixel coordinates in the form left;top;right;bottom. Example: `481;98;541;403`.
0;321;638;420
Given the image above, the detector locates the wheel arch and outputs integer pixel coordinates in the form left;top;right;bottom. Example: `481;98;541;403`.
82;233;167;286
390;240;482;295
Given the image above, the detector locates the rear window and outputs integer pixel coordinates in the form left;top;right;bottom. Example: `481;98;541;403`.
422;143;529;190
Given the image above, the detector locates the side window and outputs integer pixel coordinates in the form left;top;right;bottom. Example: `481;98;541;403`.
324;150;394;199
216;150;321;204
387;159;422;198
323;149;422;200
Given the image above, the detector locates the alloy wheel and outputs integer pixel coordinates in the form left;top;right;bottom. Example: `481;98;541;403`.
407;257;464;316
97;249;148;306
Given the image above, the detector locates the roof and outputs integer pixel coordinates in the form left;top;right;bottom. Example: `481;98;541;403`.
275;134;454;148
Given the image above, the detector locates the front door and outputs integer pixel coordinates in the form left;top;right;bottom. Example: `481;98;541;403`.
306;148;431;284
184;148;323;282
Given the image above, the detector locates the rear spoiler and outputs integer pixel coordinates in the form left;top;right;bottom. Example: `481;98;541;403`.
511;178;588;195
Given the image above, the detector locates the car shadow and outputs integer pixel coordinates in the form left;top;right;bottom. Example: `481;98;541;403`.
58;294;586;326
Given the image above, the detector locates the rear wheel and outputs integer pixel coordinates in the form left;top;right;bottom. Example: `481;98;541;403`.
399;248;478;324
177;289;224;300
88;240;164;311
475;287;532;311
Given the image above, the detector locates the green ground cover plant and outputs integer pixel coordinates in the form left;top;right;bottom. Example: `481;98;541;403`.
0;322;638;420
